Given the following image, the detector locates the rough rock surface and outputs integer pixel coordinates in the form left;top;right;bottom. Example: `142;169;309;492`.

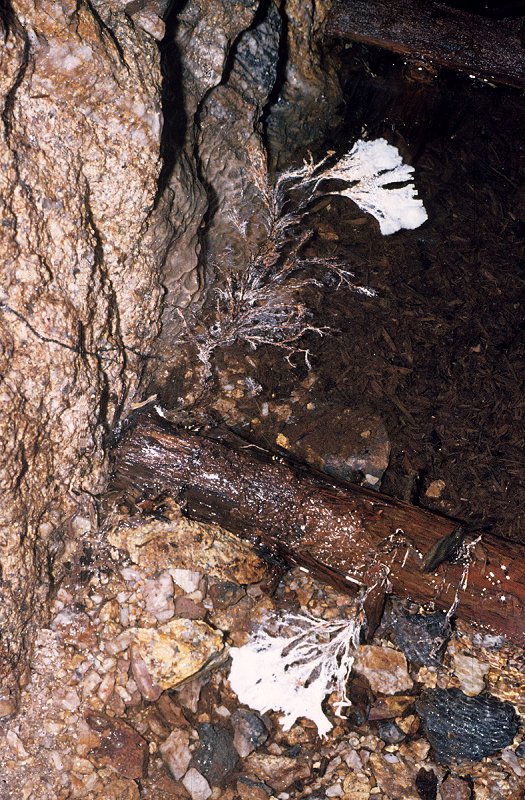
0;0;164;698
416;688;520;764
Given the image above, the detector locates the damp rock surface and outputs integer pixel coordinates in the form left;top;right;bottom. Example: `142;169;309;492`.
383;608;451;667
416;688;520;764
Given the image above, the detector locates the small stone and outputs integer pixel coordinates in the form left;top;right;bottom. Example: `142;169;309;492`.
369;752;420;800
156;693;188;727
368;695;414;720
353;645;413;694
384;607;451;667
86;712;149;779
183;768;212;800
132;8;166;41
174;596;208;619
142;571;175;622
342;771;371;800
232;709;269;757
50;607;98;649
6;730;29;759
376;719;406;744
160;729;192;780
439;774;472;800
325;783;343;797
451;652;489;697
245;753;311;793
207;579;246;609
177;677;204;713
236;776;271;800
515;740;525;758
425;479;446;498
501;747;524;777
131;618;224;691
415;767;438;800
396;714;420;735
191;723;239;785
416;688;520;764
130;644;162;702
0;694;17;719
172;569;202;594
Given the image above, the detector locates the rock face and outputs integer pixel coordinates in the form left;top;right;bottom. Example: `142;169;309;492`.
0;0;164;699
0;0;343;706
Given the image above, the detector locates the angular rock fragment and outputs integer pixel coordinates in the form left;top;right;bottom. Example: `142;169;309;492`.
383;607;451;667
232;709;269;757
439;774;472;800
183;767;212;800
108;516;269;584
415;767;438;800
160;729;192;781
86;712;149;779
237;775;272;800
245;753;311;793
368;694;414;720
131;619;224;692
376;719;406;744
352;645;413;694
191;723;240;785
451;652;489;696
415;688;520;764
369;751;421;800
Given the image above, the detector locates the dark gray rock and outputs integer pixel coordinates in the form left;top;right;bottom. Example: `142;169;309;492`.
376;719;406;744
384;607;451;667
415;767;438;800
191;723;240;785
416;688;520;764
232;708;269;757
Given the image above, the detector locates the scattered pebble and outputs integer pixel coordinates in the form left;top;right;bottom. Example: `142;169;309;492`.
183;767;212;800
232;709;269;757
160;729;192;780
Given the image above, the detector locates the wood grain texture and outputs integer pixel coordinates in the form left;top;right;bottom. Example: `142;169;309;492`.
326;0;525;89
114;411;525;647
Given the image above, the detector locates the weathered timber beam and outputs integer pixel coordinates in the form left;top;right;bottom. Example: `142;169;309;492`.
114;411;525;647
326;0;525;90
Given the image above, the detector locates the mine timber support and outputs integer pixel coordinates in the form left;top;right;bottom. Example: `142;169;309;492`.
114;411;525;647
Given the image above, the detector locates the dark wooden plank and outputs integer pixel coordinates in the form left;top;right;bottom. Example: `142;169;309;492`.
326;0;525;90
114;411;525;647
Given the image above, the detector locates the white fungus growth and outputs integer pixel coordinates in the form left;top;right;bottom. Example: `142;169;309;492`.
228;610;363;737
314;138;428;235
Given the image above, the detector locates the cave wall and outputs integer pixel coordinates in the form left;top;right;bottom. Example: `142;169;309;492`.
0;0;342;708
0;0;166;703
156;0;343;349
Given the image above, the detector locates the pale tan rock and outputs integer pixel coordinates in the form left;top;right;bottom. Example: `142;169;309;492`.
452;652;489;696
160;729;192;780
342;771;372;800
369;751;420;800
425;479;446;498
131;619;224;691
183;767;212;800
108;515;269;585
245;753;311;793
353;645;413;694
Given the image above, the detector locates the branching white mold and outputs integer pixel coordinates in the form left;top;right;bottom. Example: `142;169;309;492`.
229;610;363;738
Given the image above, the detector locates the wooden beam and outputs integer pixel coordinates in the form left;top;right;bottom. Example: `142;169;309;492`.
326;0;525;90
114;412;525;647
